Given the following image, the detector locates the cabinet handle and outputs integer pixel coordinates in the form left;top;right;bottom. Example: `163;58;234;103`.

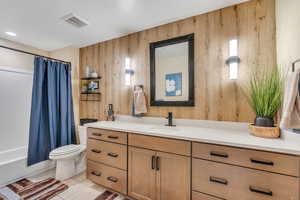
210;151;229;158
107;176;118;183
108;135;119;139
209;176;228;185
156;156;160;171
92;133;102;137
91;171;102;177
91;149;101;154
107;152;118;158
249;186;273;196
250;158;274;166
151;156;156;170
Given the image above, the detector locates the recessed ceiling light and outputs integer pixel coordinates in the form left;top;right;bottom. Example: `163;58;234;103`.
5;31;17;36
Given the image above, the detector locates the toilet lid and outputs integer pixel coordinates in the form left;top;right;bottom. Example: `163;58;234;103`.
50;145;81;156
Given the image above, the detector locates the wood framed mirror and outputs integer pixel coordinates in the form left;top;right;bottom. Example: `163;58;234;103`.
150;34;195;107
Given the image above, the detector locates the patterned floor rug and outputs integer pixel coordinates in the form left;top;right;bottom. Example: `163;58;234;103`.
94;190;131;200
0;178;68;200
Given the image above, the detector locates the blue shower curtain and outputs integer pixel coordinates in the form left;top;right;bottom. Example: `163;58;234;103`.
27;57;76;166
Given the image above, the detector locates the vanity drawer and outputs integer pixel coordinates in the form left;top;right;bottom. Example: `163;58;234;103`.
128;133;191;156
192;142;300;177
88;128;127;144
87;139;127;170
192;191;222;200
192;159;299;200
87;160;127;194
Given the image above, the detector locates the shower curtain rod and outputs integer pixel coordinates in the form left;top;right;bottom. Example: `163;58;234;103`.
0;45;71;65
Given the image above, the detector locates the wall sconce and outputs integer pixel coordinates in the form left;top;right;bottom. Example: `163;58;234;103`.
226;39;240;80
125;57;134;86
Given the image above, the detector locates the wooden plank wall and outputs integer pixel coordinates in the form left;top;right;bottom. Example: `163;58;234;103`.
79;0;276;123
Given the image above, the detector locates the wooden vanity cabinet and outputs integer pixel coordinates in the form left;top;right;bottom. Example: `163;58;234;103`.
87;128;300;200
155;151;190;200
128;147;157;200
128;135;191;200
86;128;128;194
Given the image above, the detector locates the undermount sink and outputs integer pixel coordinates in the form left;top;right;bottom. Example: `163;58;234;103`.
149;125;179;131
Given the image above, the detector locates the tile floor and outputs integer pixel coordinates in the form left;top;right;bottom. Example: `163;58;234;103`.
28;170;125;200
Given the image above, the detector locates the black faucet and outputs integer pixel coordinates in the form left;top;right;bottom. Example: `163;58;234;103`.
165;112;176;127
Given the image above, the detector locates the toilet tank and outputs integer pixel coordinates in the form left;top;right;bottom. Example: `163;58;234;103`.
78;126;87;146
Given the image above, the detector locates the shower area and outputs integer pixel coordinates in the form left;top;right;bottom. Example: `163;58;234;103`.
0;43;77;186
0;65;54;186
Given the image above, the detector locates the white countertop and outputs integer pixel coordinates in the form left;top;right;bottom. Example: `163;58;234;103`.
85;115;300;155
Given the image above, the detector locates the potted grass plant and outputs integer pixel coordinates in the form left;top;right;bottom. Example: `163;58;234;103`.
244;68;284;138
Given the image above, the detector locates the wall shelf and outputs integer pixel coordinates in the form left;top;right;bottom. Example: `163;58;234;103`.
81;77;101;80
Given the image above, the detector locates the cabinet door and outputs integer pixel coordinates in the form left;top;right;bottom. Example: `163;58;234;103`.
128;147;157;200
156;152;191;200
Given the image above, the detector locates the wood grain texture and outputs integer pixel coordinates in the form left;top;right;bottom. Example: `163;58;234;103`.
87;160;127;194
192;158;299;200
79;0;276;122
156;152;191;200
87;139;127;170
192;191;222;200
192;142;300;177
87;128;127;144
128;133;191;156
128;147;157;200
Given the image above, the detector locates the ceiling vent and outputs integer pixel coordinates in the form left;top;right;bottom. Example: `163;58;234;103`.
62;13;89;28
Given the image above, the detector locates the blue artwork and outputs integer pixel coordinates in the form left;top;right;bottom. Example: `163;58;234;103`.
165;73;182;96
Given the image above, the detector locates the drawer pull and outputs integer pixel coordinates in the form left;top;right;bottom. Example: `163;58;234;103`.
107;176;118;183
107;152;118;158
210;151;229;158
151;156;156;170
91;149;102;154
250;158;274;166
156;156;160;171
209;176;228;185
108;135;119;139
92;133;102;137
249;186;273;196
91;171;102;177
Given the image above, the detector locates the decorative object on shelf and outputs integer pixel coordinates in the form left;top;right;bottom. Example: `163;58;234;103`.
81;82;89;93
243;68;284;138
105;104;115;121
80;76;101;102
90;72;98;78
88;81;99;92
85;66;91;77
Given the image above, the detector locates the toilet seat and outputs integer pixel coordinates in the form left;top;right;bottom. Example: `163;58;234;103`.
51;145;81;156
49;144;86;160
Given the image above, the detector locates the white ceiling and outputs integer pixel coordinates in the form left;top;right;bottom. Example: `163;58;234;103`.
0;0;248;51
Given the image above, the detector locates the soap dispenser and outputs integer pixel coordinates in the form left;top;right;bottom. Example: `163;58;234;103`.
106;104;115;121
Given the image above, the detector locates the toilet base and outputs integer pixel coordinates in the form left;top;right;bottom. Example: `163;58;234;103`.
56;159;76;181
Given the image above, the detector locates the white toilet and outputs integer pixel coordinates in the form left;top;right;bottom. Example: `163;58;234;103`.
49;126;87;180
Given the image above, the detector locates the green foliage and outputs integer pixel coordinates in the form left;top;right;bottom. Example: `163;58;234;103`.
244;69;284;118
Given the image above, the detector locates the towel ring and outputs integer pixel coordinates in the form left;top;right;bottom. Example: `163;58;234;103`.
292;59;300;72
